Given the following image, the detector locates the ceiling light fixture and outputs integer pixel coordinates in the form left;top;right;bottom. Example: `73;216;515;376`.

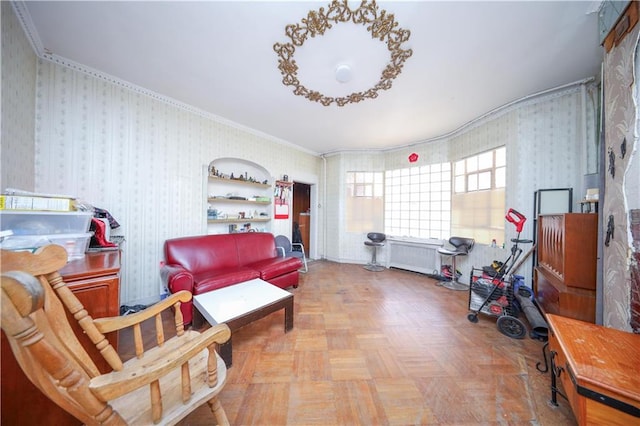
335;64;352;83
273;0;413;107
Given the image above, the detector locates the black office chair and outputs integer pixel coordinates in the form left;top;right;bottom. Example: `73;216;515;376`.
437;236;475;290
364;232;386;272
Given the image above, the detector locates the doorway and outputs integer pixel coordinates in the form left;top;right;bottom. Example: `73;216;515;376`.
292;182;311;256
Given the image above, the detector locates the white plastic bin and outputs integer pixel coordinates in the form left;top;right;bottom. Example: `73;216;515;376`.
0;211;93;235
0;232;93;261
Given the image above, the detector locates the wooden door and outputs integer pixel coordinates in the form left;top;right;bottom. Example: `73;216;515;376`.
293;182;311;255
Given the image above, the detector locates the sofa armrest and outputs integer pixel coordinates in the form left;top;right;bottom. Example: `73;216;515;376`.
160;264;194;295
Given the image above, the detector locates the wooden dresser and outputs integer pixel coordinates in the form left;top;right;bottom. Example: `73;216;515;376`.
1;250;121;425
547;314;640;425
534;213;597;322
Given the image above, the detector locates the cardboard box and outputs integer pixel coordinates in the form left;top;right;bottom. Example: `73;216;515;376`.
0;195;73;211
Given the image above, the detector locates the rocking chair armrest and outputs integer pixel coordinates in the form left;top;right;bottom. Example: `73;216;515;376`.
89;323;231;401
93;290;193;334
291;242;305;252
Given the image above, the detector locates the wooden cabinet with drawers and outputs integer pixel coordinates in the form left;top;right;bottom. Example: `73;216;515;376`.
1;251;120;426
534;213;597;322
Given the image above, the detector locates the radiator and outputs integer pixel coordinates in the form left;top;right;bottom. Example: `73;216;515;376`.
386;237;444;274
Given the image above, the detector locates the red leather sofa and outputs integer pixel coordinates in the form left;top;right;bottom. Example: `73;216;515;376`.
160;232;302;325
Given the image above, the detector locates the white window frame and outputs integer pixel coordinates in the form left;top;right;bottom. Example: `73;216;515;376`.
384;162;452;240
452;147;506;244
345;171;384;233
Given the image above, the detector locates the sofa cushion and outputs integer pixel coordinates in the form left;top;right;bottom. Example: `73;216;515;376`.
248;257;303;281
192;267;259;294
165;234;240;275
233;233;278;266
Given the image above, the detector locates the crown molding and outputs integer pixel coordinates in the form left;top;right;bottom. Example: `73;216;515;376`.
39;54;319;156
11;1;44;56
320;77;598;156
10;1;319;157
10;1;598;159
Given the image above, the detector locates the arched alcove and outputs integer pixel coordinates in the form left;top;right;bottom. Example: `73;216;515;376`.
206;158;273;234
208;158;271;184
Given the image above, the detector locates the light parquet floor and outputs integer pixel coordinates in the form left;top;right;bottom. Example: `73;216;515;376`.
129;260;578;425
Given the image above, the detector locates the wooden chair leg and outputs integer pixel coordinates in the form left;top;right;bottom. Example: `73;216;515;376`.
207;397;229;426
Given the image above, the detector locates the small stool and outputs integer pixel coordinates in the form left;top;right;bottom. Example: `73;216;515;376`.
437;237;474;291
364;232;386;272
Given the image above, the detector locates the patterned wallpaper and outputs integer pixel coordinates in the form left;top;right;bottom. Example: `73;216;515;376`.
602;24;640;331
28;54;596;301
365;86;596;283
1;2;322;306
32;60;321;304
2;3;608;315
324;152;386;264
1;1;37;191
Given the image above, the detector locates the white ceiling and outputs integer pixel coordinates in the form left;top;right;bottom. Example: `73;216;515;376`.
20;1;603;155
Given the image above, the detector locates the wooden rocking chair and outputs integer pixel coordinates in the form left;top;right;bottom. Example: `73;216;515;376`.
1;245;231;425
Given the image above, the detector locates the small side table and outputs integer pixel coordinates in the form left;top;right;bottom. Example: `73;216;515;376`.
547;314;640;425
193;278;294;367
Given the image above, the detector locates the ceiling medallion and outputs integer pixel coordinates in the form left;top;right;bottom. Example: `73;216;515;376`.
273;0;413;107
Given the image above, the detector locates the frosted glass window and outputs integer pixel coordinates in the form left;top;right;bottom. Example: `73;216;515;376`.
478;171;491;190
379;147;503;242
495;166;506;188
451;147;506;244
478;151;493;169
454;175;465;193
495;147;506;167
468;174;478;191
467;156;478;172
384;162;451;240
346;171;383;233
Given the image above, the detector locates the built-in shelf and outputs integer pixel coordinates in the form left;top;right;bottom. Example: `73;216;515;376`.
207;159;272;234
207;218;270;224
207;198;271;205
208;176;270;189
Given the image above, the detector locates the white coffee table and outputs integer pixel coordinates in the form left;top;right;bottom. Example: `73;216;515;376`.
193;278;294;367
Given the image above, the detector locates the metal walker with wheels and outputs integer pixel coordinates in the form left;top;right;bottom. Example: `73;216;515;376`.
466;208;534;339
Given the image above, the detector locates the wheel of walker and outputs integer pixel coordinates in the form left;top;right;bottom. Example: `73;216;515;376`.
496;315;527;339
467;313;479;323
